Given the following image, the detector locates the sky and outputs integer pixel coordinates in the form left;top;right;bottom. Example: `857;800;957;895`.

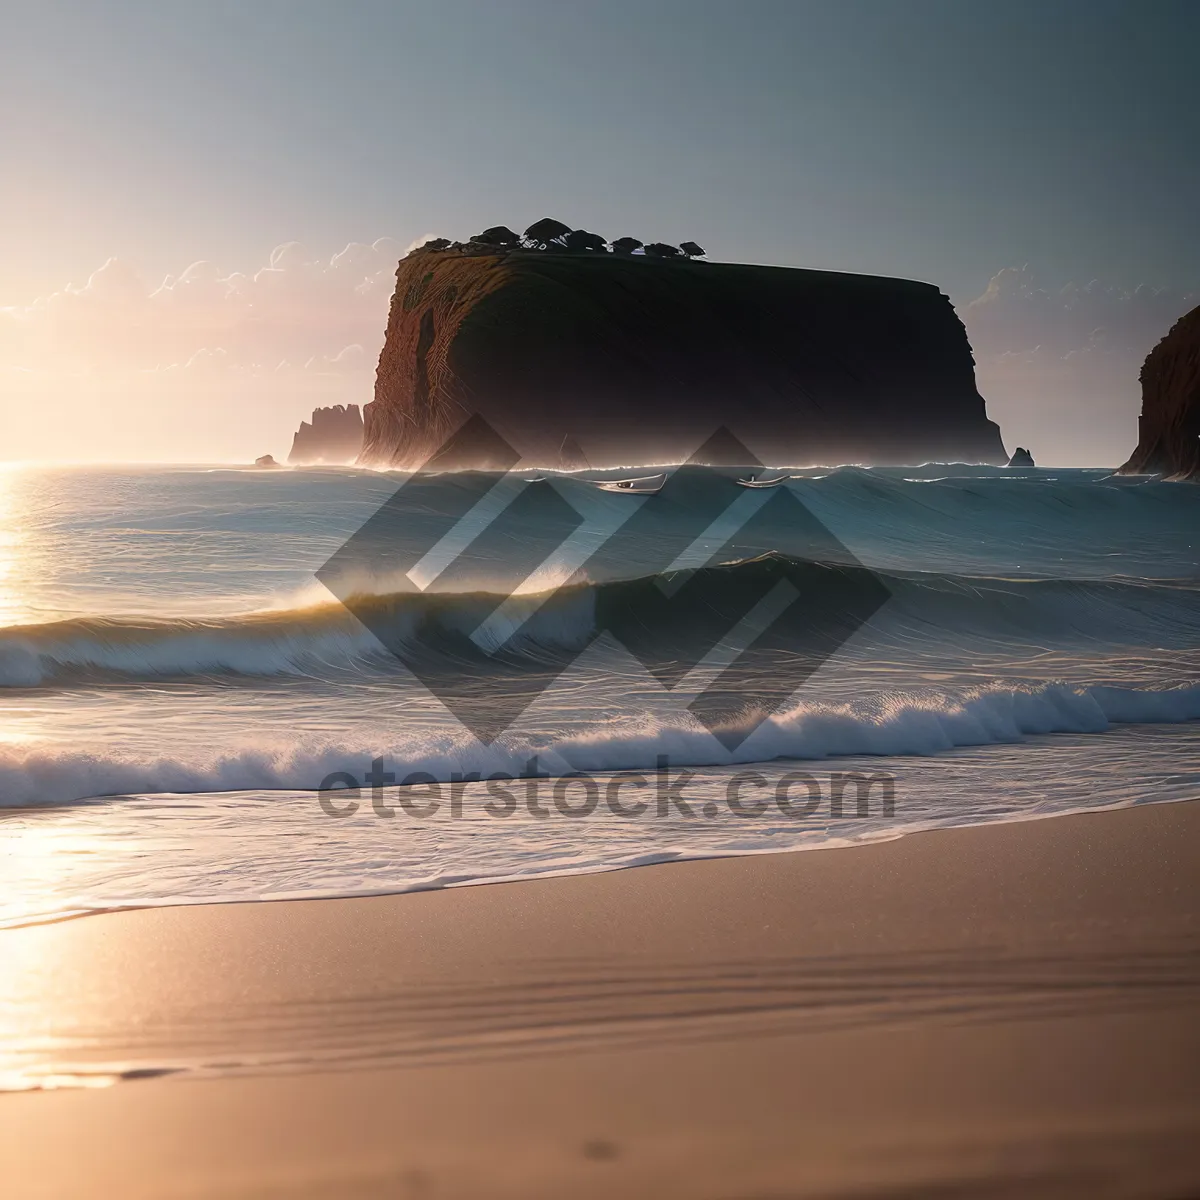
1;0;1197;465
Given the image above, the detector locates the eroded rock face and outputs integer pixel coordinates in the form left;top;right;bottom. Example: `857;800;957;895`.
361;249;1007;469
1120;305;1200;480
288;405;364;464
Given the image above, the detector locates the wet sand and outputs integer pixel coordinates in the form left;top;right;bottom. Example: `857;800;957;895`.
2;800;1199;1199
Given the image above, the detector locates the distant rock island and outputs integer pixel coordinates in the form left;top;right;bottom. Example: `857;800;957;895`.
1120;304;1200;481
289;404;364;465
1006;447;1035;467
358;220;1007;468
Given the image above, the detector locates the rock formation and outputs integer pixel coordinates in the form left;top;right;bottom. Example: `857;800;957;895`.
361;249;1007;469
1120;304;1200;480
254;454;281;468
288;405;364;465
1006;447;1035;467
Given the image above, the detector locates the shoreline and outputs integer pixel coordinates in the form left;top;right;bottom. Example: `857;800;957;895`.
0;789;1184;936
3;799;1200;1197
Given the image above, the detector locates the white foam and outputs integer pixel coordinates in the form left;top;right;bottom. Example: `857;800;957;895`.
3;680;1197;807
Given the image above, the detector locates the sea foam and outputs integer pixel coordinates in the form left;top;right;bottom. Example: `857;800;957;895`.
4;679;1199;807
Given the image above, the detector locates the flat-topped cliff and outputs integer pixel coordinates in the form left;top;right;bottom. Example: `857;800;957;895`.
1120;304;1200;480
361;249;1006;468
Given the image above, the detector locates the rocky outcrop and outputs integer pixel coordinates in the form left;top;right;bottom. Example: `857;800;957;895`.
254;454;281;468
362;249;1007;468
1120;305;1200;480
288;405;364;465
1006;447;1035;467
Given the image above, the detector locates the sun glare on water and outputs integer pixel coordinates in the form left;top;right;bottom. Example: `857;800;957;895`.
0;464;32;628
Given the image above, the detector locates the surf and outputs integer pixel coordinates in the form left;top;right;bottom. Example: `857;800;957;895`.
3;677;1200;807
2;557;1198;687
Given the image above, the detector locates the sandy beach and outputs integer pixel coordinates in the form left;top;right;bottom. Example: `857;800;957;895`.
3;799;1199;1199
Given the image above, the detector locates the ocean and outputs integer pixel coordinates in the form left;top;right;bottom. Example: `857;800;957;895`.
2;461;1198;930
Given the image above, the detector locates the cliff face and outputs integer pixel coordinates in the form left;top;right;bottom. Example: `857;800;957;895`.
362;251;1006;468
1120;305;1200;480
288;404;364;464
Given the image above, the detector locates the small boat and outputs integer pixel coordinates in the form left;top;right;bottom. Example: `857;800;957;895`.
736;470;792;488
595;473;667;494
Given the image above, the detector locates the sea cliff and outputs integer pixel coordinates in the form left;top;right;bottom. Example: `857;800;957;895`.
1120;304;1200;480
362;249;1006;468
288;404;364;465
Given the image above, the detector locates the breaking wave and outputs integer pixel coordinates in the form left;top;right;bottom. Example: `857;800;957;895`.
2;556;1198;688
3;677;1200;807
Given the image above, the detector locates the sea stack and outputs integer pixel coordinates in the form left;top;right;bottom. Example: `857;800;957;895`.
1120;304;1200;480
288;405;365;465
360;246;1007;468
1006;447;1035;467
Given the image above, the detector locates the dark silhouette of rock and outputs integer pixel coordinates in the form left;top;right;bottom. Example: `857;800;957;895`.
609;237;643;256
288;404;365;464
680;241;706;259
361;252;1007;469
472;226;520;247
1120;304;1200;480
564;229;608;253
417;237;452;252
644;242;681;259
523;218;571;248
1006;447;1035;467
254;454;281;468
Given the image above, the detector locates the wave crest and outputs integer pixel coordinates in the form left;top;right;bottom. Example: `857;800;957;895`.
4;554;1199;688
3;679;1199;807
